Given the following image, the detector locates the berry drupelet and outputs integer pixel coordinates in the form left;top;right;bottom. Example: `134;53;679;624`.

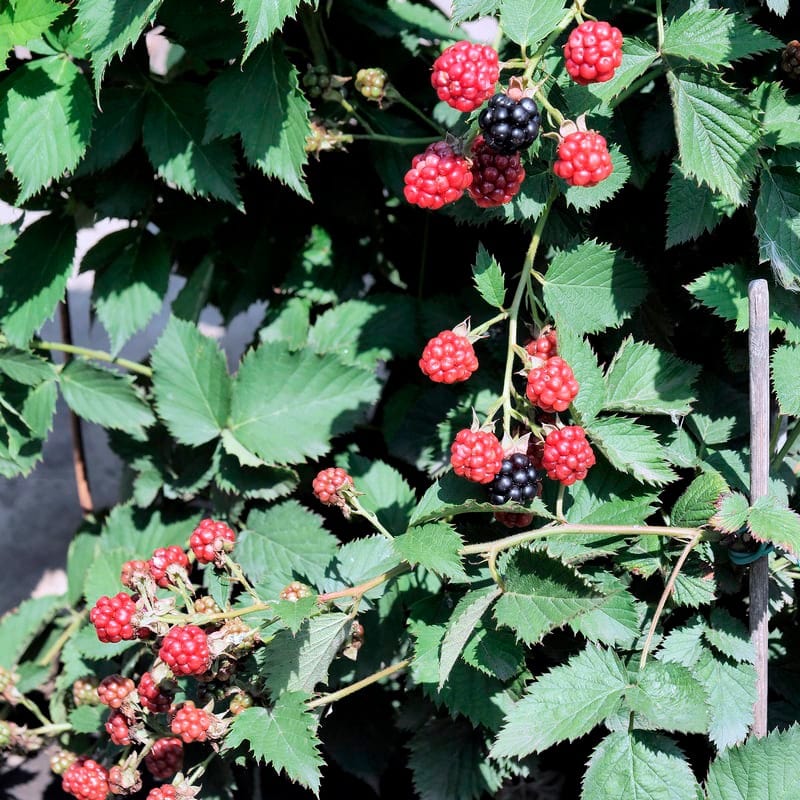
478;94;541;155
488;453;539;505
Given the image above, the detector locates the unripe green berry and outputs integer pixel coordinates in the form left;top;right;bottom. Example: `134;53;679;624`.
0;721;12;748
302;65;332;98
229;693;254;716
355;68;388;102
50;749;78;775
72;676;100;707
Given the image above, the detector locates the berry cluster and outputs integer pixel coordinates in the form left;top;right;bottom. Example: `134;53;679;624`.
478;94;541;155
553;130;613;188
62;758;109;800
526;356;580;413
403;140;473;210
564;21;623;85
419;329;479;383
468;134;526;208
450;429;505;484
355;67;388;102
488;454;539;505
782;40;800;79
541;426;596;485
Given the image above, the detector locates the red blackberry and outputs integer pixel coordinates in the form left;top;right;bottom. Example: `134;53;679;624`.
419;329;478;383
90;593;138;643
526;356;580;412
450;429;504;484
137;672;172;714
105;710;132;746
553;130;613;187
431;41;499;112
494;511;534;529
526;329;557;359
312;467;353;505
148;546;189;588
120;560;150;588
97;675;135;709
564;21;623;85
145;738;183;780
147;787;177;800
190;519;236;565
488;454;540;505
170;701;211;743
468;134;525;207
159;625;210;677
403;141;473;210
62;758;110;800
541;426;596;485
478;94;540;155
782;40;800;79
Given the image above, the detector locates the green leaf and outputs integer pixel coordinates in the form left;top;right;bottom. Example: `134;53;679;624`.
321;536;401;605
581;731;701;800
0;215;75;347
671;470;728;528
0;55;92;201
66;532;97;605
705;608;754;664
172;257;214;324
69;704;105;734
231;0;305;61
394;523;466;581
410;471;553;526
83;229;171;355
451;0;500;23
563;146;630;213
215;455;298;502
604;337;699;416
493;550;603;645
556;326;606;424
226;342;380;466
151;317;231;446
748;495;800;554
462;626;525;682
225;693;323;794
569;579;642;648
500;0;566;48
755;167;800;291
0;0;66;59
272;596;318;635
263;613;351;696
667;69;759;206
765;0;789;15
259;297;310;350
706;722;800;799
694;649;755;750
492;646;628;758
584;39;659;104
238;501;338;593
587;416;677;486
76;0;163;94
59;361;155;435
663;9;780;65
626;661;708;733
143;84;241;207
0;347;55;386
206;40;310;199
666;166;737;248
543;241;647;335
0;594;62;669
438;586;501;688
773;345;800;416
472;244;506;309
753;82;800;149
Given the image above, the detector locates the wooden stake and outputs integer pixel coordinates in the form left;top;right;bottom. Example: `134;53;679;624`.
748;279;770;739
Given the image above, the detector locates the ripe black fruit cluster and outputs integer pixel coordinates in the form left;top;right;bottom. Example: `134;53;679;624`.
489;453;539;505
782;41;800;80
478;94;541;155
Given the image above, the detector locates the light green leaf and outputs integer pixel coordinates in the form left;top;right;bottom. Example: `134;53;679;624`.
151;317;231;446
66;532;97;605
231;0;305;61
238;501;338;593
556;326;606;424
491;646;628;758
748;495;800;554
84;229;171;355
0;0;66;59
563;146;630;213
666;166;736;248
59;361;155;435
259;297;310;350
671;470;728;528
472;244;506;309
451;0;500;23
206;40;310;199
500;0;566;48
587;416;677;486
765;0;789;15
394;523;466;581
569;581;642;648
585;39;659;104
272;596;318;635
263;613;351;696
226;342;380;466
604;337;699;416
626;661;708;733
215;455;298;502
0;594;63;669
755;167;800;291
225;693;323;794
582;731;701;800
493;550;603;645
667;69;759;206
438;586;501;688
0;56;92;201
704;608;754;664
462;626;525;682
320;535;401;606
0;215;75;348
543;240;647;335
0;348;55;386
705;722;800;799
773;345;800;416
663;9;780;65
143;84;241;207
68;704;105;734
76;0;163;94
753;82;800;149
709;491;749;534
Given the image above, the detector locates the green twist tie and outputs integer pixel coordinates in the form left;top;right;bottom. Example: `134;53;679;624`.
728;542;774;566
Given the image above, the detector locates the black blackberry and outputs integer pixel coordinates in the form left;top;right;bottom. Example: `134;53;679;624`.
782;41;800;80
478;94;541;155
488;453;539;505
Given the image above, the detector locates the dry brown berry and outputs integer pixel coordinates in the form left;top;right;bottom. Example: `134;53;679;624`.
193;596;221;615
782;40;800;79
72;676;100;707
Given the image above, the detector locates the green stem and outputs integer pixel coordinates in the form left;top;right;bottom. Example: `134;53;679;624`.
351;497;395;540
27;722;72;737
388;91;444;135
533;89;565;127
773;420;800;468
300;7;329;66
769;416;783;460
470;311;509;338
34;341;152;377
656;0;665;52
306;659;410;710
317;563;410;603
18;695;52;728
608;65;665;109
38;610;87;667
350;134;440;145
555;484;566;521
191;603;271;625
223;555;261;602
